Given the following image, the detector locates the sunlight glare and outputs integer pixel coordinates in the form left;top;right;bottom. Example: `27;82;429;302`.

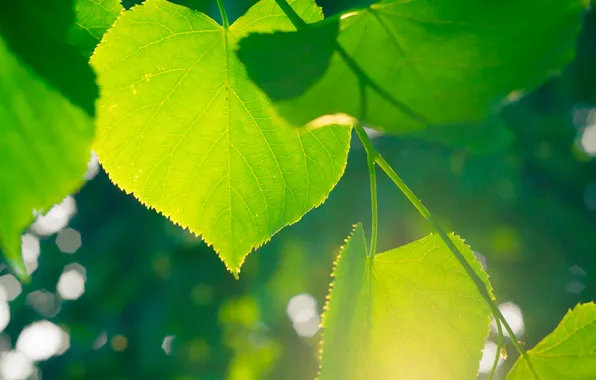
0;274;22;301
287;294;320;337
57;266;86;300
581;124;596;155
565;280;586;294
293;314;320;338
0;351;34;380
16;321;68;361
84;151;100;180
495;301;524;337
21;234;40;275
30;196;76;236
26;291;60;318
55;228;82;254
162;336;174;355
473;251;487;270
478;340;503;374
0;301;10;333
93;331;108;350
287;294;316;324
306;114;355;129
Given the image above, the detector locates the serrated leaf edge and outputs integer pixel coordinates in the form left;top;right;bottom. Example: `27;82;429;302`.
91;0;352;278
316;222;364;378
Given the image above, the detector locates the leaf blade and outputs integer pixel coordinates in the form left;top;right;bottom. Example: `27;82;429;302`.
69;0;123;59
91;0;351;274
0;0;96;277
320;227;492;380
508;302;596;380
237;0;588;133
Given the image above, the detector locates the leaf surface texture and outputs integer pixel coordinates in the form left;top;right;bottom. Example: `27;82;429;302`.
92;0;351;274
238;0;587;133
320;224;492;380
508;302;596;380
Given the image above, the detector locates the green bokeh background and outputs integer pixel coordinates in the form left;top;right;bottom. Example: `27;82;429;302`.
3;1;596;379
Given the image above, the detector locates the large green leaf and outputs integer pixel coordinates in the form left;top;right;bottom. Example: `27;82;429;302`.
91;0;351;275
507;302;596;380
69;0;123;59
237;0;587;133
320;223;492;380
0;0;96;276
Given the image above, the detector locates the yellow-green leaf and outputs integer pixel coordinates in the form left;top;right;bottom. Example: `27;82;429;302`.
508;302;596;380
320;224;492;380
91;0;351;275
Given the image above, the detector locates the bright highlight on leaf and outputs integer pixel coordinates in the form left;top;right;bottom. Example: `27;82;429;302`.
320;223;492;380
237;0;588;133
0;0;97;277
507;302;596;380
91;0;351;275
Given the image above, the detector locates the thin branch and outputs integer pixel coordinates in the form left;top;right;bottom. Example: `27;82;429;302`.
216;0;229;29
359;129;533;368
274;0;427;125
489;318;504;380
273;0;306;29
355;125;378;256
270;0;537;376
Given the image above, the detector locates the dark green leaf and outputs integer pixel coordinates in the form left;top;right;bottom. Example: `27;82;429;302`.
0;0;97;276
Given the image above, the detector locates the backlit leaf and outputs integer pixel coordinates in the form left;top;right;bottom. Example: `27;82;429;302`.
237;0;587;133
91;0;351;275
320;223;492;380
69;0;123;59
507;302;596;380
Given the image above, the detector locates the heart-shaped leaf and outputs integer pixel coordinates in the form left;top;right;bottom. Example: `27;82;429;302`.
91;0;351;275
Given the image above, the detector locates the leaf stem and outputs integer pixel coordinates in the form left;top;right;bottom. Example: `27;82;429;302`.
355;126;379;256
354;125;533;362
273;0;307;29
273;0;426;125
267;1;536;375
216;0;229;29
489;318;503;380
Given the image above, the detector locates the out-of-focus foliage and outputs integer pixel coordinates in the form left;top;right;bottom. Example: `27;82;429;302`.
0;0;97;276
0;0;595;379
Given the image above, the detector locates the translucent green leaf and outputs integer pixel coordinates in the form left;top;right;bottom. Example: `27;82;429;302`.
69;0;123;59
91;0;351;275
0;0;96;277
507;302;596;380
237;0;588;133
320;223;492;380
